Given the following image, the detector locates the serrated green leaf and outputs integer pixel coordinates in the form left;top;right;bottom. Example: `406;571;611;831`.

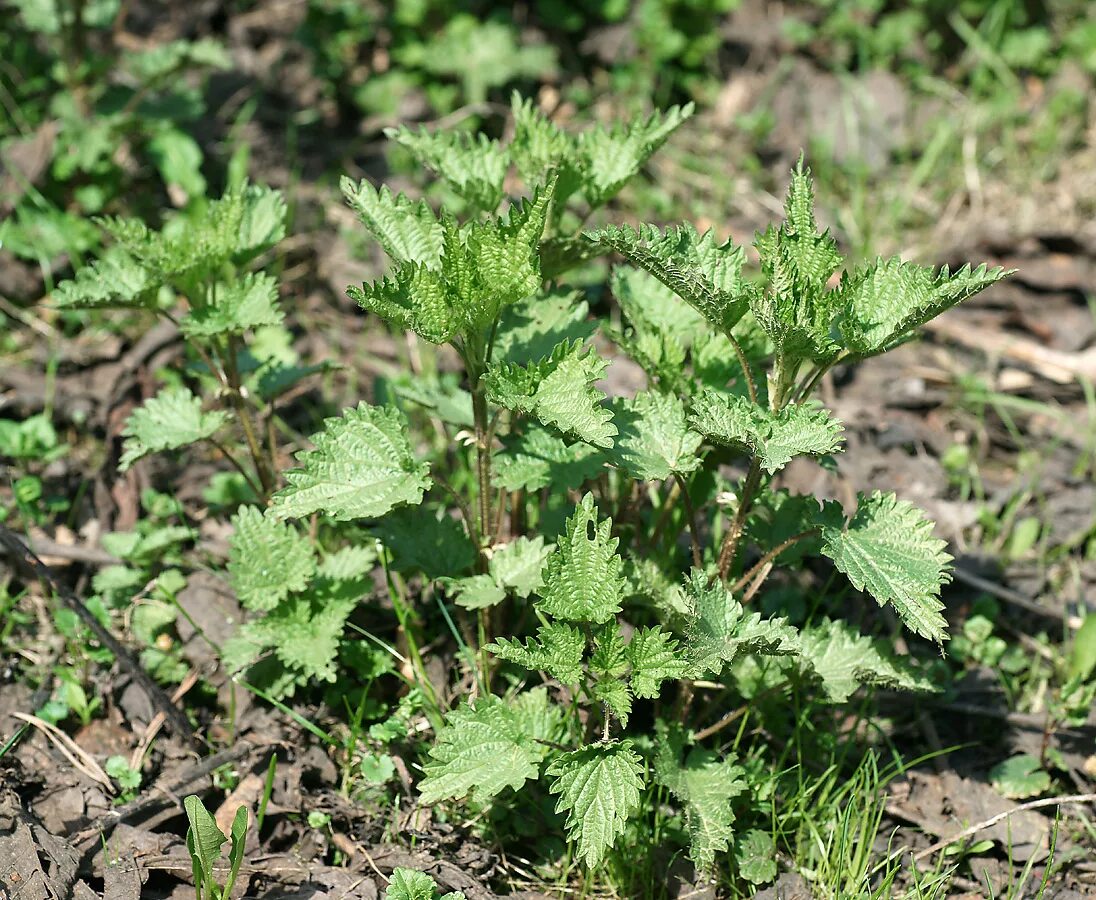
119;386;229;471
538;493;625;624
386;868;438;900
419;688;564;805
387;125;509;212
271;403;430;522
444;574;506;610
690;390;843;473
377;505;476;580
593;675;633;727
493;289;594;366
589;222;750;334
798;620;936;702
680;569;800;677
607;391;702;481
547;741;644;866
590;624;628;678
341;177;444;267
626;626;687;698
837;257;1011;356
735;828;777;885
487;340;616;448
228;505;314;611
488;622;585;684
819;491;951;643
488;535;552;597
493;424;606;492
248;587;360;682
181;272;283;338
52;248;155;309
656;739;748;874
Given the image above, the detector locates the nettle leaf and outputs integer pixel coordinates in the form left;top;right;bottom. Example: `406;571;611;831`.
690;390;843;474
588;223;750;334
119;386;229;471
386;867;468;900
680;570;800;677
387;125;509;212
547;741;644;866
419;688;564;805
612;263;706;338
577;104;693;207
590;624;628;678
340;177;444;267
593;675;633;727
837;256;1010;356
181;272;283;338
53;248;155;309
444;574;506;610
510;93;581;196
656;740;748;874
736;829;778;885
378;505;477;580
819;491;951;643
798;620;936;703
488;535;552;598
493;424;606;493
488;622;585;684
486;340;616;448
607;391;702;481
271;403;430;522
493;289;595;366
626;626;688;698
228;505;314;612
538;493;625;624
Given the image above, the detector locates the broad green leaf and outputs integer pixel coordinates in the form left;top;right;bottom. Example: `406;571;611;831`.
990;754;1051;800
341;177;444;266
271;403;430;522
493;289;595;365
819;491;951;643
537;493;625;624
488;535;552;598
1069;614;1096;682
488;622;585;684
181;272;283;338
606;391;702;481
419;688;564;804
546;741;644;866
510;93;581;197
377;505;476;580
588;223;750;333
679;569;800;677
689;390;843;474
247;587;361;682
386;868;438;900
735;829;777;885
590;623;628;678
798;620;936;702
492;424;606;492
227;505;314;611
626;626;687;698
486;340;616;448
119;387;229;471
52;248;154;309
387;125;509;212
593;675;633;727
184;794;226;888
444;574;506;610
656;739;748;873
838;257;1010;356
611;263;706;338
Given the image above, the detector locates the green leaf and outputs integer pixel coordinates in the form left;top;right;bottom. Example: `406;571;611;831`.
1069;614;1096;682
181;272;284;338
735;828;777;885
488;535;552;598
444;574;506;610
341;177;444;267
593;675;633;727
223;806;248;899
656;740;748;874
228;505;314;612
493;289;595;366
119;387;229;471
819;491;951;643
798;620;936;703
488;623;585;684
148;127;205;201
377;505;476;579
419;688;564;805
492;424;606;492
537;493;625;624
546;741;644;866
588;223;750;333
386;868;439;900
689;390;843;474
990;754;1051;800
184;794;226;889
837;257;1011;356
52;248;155;309
510;93;580;193
387;125;509;212
680;569;800;677
271;403;430;522
626;626;687;698
590;624;628;678
606;391;702;481
486;340;616;448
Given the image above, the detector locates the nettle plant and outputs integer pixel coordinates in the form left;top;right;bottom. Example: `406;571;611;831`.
53;96;1009;877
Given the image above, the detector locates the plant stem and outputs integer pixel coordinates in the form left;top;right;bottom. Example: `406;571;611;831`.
673;473;703;569
205;437;263;498
470;379;492;567
224;335;274;496
730;528;819;595
715;457;762;583
726;333;759;405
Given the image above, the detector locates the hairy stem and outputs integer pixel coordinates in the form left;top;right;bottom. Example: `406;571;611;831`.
470;380;492;567
674;473;703;570
726;333;759;405
715;458;762;583
224;335;274;496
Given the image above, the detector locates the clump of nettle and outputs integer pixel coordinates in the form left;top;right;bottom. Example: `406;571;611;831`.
54;95;1008;880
